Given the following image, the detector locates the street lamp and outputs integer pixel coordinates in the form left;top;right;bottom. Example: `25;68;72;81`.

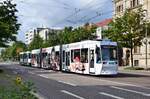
144;9;148;70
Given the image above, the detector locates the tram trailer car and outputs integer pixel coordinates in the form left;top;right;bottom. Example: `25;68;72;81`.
41;46;60;70
41;47;52;69
31;49;41;68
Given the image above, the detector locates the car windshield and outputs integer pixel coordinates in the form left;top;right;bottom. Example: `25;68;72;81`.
101;45;117;61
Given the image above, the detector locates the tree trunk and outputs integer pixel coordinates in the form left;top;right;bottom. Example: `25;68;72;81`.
130;39;134;68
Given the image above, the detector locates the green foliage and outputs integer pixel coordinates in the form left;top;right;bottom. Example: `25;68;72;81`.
43;24;97;47
104;8;147;67
0;41;26;61
0;76;37;99
28;34;44;50
105;8;146;47
0;0;20;47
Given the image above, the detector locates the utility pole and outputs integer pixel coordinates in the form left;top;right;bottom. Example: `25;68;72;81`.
145;0;148;70
145;23;148;70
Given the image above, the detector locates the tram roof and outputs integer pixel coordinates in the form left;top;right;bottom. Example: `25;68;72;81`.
31;49;40;53
62;40;117;49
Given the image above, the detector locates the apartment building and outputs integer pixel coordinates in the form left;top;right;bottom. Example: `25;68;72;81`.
25;29;36;45
25;27;62;45
113;0;150;68
114;0;150;18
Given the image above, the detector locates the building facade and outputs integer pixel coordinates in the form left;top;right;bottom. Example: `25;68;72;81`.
114;0;150;68
25;27;62;45
25;29;36;45
114;0;150;19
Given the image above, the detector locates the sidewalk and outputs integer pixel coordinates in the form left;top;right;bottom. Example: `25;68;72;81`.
118;66;150;76
0;61;19;65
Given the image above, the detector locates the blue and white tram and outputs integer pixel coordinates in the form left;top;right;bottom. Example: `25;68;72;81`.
62;40;118;75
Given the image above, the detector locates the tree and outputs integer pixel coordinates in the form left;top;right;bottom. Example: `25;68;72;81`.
0;41;26;61
104;8;146;67
28;34;44;50
0;0;20;47
43;24;97;47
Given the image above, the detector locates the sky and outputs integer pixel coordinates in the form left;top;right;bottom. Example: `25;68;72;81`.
14;0;113;42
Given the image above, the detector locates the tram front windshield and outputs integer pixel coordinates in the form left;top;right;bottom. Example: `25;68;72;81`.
101;45;117;61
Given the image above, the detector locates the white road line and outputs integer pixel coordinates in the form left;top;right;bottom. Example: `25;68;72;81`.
99;92;124;99
100;79;150;90
61;90;85;99
58;80;77;86
111;86;150;97
30;91;45;99
39;74;49;79
28;71;35;74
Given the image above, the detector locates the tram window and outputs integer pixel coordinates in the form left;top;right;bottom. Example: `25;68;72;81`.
71;50;74;62
63;51;65;62
96;47;101;63
55;51;59;56
90;50;94;68
81;48;88;63
32;54;35;58
29;53;31;58
66;52;70;66
74;49;80;62
110;48;117;60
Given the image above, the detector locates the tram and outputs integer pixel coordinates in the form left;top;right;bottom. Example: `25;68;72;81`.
20;40;118;75
62;40;118;75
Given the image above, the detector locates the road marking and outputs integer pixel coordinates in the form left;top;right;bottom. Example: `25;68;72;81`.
111;86;150;97
100;79;150;90
58;80;77;86
13;71;18;74
61;90;85;99
39;74;49;79
99;92;124;99
29;71;35;74
31;91;45;99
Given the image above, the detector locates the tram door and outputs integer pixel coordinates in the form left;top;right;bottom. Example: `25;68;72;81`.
89;49;95;73
62;51;70;70
65;52;70;67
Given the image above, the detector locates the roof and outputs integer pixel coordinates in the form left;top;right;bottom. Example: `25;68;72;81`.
95;18;112;27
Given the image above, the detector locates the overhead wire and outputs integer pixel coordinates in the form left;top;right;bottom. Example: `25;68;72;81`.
52;0;112;27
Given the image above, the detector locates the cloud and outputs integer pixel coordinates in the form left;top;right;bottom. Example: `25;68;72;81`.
14;0;113;42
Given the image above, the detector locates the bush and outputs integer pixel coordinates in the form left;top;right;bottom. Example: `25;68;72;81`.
124;67;144;70
0;76;37;99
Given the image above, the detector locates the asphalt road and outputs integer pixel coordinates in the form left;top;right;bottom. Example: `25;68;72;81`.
0;63;150;99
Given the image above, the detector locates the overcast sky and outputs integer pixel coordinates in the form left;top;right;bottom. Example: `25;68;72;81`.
14;0;113;42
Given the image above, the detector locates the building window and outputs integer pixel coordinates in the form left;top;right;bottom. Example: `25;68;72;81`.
116;4;123;13
134;60;139;66
130;0;139;8
134;46;140;53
